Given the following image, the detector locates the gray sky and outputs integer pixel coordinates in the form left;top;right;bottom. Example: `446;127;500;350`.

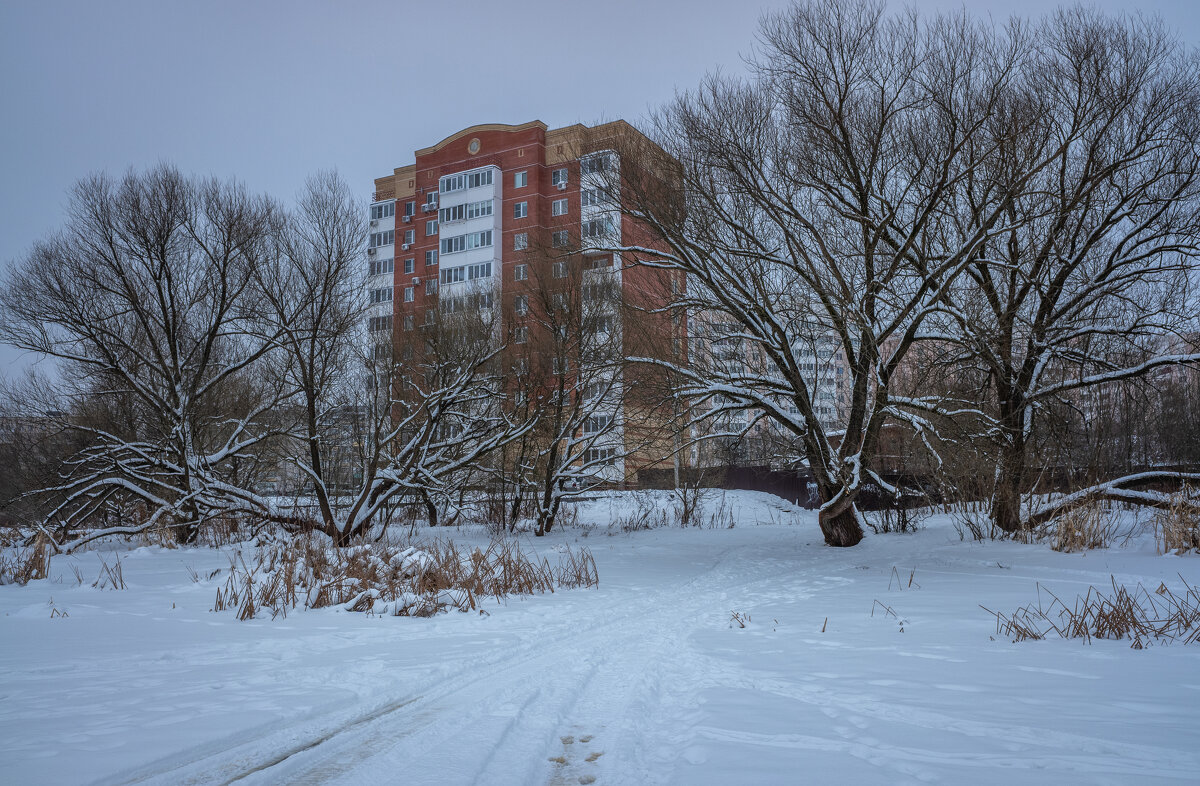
2;0;1198;379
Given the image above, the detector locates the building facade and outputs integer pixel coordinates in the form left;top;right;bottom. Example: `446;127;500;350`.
368;120;682;482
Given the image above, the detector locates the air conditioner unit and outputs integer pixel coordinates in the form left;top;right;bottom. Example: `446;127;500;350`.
557;182;567;191
401;244;410;250
370;219;378;227
402;215;411;222
367;248;376;256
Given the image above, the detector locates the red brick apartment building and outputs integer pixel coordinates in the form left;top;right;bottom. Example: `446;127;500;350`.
367;120;683;482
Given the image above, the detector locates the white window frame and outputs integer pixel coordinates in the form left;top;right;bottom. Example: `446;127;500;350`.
514;264;528;281
551;198;568;216
514;232;528;251
513;201;528;219
514;170;528;188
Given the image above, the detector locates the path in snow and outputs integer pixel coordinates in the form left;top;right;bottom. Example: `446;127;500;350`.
3;491;1200;785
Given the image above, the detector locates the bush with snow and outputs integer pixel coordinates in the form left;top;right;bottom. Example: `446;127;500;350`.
212;533;598;620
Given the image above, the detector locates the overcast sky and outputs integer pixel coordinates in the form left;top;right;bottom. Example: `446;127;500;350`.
2;0;1197;379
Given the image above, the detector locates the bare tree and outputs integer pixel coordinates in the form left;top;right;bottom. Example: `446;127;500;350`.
0;166;283;548
291;284;535;545
506;236;635;536
924;8;1200;531
254;170;366;536
609;0;1065;546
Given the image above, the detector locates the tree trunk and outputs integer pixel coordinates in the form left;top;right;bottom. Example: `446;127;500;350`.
817;504;864;547
992;424;1027;534
420;488;438;528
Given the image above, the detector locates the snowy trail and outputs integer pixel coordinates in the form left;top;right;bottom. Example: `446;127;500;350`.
134;541;801;785
5;493;1200;785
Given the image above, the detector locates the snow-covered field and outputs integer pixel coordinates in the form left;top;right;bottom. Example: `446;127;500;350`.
3;490;1199;785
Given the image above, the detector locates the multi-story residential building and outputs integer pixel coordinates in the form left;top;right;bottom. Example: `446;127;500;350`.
368;120;682;483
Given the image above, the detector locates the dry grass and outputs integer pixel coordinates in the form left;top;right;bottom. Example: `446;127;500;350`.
1155;490;1200;554
0;536;51;585
1048;502;1122;553
92;553;127;590
984;576;1200;649
213;533;599;621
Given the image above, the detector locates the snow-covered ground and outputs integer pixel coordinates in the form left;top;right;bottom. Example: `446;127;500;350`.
2;490;1199;785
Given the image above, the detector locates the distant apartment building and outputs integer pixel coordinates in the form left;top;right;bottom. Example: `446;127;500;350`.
367;120;683;482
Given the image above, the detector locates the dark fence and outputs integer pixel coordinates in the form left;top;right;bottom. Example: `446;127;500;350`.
636;465;939;510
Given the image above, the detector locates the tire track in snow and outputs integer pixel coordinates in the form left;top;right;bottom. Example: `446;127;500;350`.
104;540;783;785
196;541;805;786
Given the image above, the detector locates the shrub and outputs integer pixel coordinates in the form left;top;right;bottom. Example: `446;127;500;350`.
1048;502;1121;553
1155;490;1200;554
0;535;51;585
213;533;598;620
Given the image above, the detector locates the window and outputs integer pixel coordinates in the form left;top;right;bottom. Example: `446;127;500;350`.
368;315;392;332
423;192;438;210
404;201;415;217
581;155;610;175
514;232;528;251
439;168;494;193
467;261;492;280
440;229;493;255
514;170;527;188
402;286;413;302
584;254;611;271
585;447;615;465
370;201;395;220
513;201;527;219
514;294;528;315
424;309;436;325
514;357;528;375
403;314;414;331
425;249;438;266
553;292;568;310
582;217;615;239
403;229;415;245
552;356;569;375
370;286;393;304
584;415;613;434
514;325;528;344
514;264;527;281
581;189;604;208
553;260;568;278
368;258;394;277
551;167;568;186
552;230;569;248
369;230;394;248
403;258;414;275
426;219;438;236
552;198;568;216
594;315;614;334
439;199;493;223
441;266;465;284
425;279;438;295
